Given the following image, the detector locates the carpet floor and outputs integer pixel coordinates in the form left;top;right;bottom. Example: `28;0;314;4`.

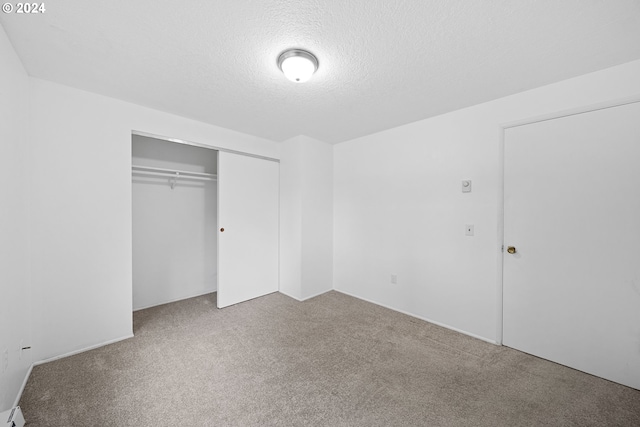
19;291;640;426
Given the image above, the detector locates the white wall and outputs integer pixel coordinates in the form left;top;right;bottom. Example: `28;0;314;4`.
28;78;278;362
333;59;640;343
279;136;333;300
132;136;217;310
279;138;303;299
300;137;333;300
0;25;32;411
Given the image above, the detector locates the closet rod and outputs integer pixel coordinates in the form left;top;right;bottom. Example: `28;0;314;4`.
133;170;216;181
132;165;216;189
132;164;217;180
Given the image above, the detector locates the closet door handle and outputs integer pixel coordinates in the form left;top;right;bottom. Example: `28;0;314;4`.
220;228;225;232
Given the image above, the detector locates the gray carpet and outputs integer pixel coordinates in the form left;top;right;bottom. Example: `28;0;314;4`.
20;291;640;426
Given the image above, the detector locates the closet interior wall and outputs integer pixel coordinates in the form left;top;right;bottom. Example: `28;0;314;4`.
132;135;218;311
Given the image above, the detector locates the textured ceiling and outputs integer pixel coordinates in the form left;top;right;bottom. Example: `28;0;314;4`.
2;1;640;143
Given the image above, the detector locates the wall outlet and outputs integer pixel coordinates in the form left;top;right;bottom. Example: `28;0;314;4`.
2;349;8;374
391;274;397;284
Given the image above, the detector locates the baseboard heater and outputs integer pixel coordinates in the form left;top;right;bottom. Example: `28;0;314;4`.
1;406;25;427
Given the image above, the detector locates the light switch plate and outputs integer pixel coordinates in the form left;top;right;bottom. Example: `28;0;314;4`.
462;180;472;192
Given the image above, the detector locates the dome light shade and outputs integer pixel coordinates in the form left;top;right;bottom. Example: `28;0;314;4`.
277;49;318;83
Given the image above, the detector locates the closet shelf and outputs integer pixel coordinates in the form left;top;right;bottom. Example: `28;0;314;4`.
132;164;217;189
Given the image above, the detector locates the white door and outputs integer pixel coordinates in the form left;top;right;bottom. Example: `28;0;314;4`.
217;151;279;308
503;101;640;390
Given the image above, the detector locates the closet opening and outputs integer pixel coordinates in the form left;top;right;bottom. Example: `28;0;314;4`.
131;134;218;311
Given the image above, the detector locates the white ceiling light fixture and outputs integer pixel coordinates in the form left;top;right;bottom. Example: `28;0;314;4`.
277;49;319;83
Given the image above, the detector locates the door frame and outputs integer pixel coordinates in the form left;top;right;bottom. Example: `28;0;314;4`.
496;94;640;345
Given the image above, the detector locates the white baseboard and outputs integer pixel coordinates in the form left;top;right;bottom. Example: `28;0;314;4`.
299;288;332;302
12;333;133;408
334;289;498;345
278;288;331;302
12;363;33;408
33;334;134;367
133;289;216;311
278;290;303;301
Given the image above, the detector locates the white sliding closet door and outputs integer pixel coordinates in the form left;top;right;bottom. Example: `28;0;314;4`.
217;151;279;308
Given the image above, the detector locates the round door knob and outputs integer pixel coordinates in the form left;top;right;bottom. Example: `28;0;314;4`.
507;246;516;254
220;228;224;232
